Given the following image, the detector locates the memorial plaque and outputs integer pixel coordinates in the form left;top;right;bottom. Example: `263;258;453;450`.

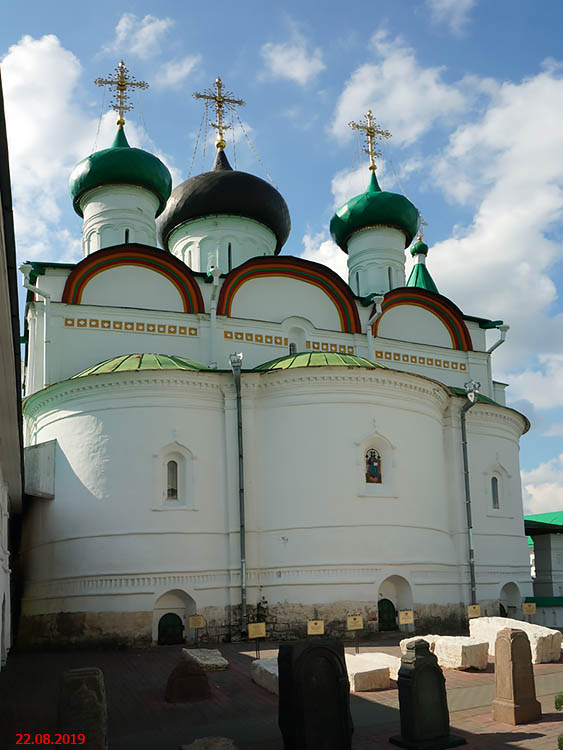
278;639;353;749
492;628;541;724
522;602;536;615
346;615;363;630
399;610;414;625
189;615;206;629
467;604;481;618
248;622;266;638
58;667;108;750
307;619;325;635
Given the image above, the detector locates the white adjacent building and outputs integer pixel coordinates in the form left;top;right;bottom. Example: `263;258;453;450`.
18;122;533;646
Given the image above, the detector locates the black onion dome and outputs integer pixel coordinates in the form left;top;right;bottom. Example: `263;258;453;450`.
157;150;291;253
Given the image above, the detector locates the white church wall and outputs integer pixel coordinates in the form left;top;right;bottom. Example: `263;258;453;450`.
79;265;186;312
377;305;457;348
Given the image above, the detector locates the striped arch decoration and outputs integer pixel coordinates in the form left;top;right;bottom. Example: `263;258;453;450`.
216;256;362;334
62;244;205;314
373;288;473;351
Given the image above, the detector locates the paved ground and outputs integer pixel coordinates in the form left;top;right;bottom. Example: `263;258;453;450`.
1;637;562;749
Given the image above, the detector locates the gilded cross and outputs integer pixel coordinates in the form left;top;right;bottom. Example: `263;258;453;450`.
418;212;428;240
193;77;245;151
95;60;148;127
348;110;391;172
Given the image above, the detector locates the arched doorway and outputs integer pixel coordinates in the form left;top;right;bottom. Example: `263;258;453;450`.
500;582;521;618
158;612;184;645
377;575;413;632
378;599;397;631
152;589;197;645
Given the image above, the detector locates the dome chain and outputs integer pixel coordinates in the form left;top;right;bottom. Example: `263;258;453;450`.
187;106;206;179
91;86;106;155
235;110;276;187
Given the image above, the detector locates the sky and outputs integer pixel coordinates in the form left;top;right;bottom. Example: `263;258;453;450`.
1;0;563;516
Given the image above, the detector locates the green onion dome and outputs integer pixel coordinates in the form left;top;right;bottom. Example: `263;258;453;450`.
254;351;388;371
69;127;172;218
71;353;210;378
330;172;419;252
410;239;429;256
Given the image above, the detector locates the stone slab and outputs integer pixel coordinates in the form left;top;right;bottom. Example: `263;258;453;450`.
469;617;562;663
433;637;488;670
345;654;391;691
400;635;441;655
250;657;279;695
180;739;239;750
182;648;229;671
491;628;542;724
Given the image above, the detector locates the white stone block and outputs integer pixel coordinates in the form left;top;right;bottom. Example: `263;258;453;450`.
433;637;488;670
469;617;562;663
399;634;441;655
182;648;229;671
345;653;391;691
250;658;279;695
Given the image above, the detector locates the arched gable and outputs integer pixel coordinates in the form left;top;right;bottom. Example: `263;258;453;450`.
62;244;205;314
373;288;473;351
216;256;362;334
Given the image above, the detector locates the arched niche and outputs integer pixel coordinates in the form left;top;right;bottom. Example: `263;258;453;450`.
377;575;414;632
499;582;521;618
152;589;197;644
153;441;196;510
355;425;397;498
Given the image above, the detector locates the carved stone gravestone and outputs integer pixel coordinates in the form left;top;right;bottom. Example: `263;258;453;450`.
58;667;108;750
165;658;211;702
390;639;466;749
492;628;541;724
278;638;353;750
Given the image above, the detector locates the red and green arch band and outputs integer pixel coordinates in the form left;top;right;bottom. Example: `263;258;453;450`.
217;257;362;334
373;289;473;351
62;245;205;314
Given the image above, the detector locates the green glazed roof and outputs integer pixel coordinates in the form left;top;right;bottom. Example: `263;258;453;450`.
330;172;419;252
410;239;428;256
69;127;172;218
254;351;388;371
71;353;210;378
406;261;439;294
525;511;563;548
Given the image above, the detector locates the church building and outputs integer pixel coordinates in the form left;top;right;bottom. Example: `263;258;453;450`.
18;68;532;646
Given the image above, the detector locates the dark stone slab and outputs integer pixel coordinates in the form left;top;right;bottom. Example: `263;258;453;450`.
390;639;466;749
278;638;353;750
492;628;542;724
165;658;211;703
58;667;108;750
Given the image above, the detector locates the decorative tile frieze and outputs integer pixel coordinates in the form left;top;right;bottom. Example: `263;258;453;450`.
305;341;355;354
64;317;197;337
373;349;466;371
224;330;288;347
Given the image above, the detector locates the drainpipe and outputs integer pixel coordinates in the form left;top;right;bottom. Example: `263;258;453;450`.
20;263;51;389
208;266;222;369
487;324;509;355
461;379;481;606
229;352;247;635
366;295;384;361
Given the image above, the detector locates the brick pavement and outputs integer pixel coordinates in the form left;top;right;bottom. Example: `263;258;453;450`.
1;640;561;749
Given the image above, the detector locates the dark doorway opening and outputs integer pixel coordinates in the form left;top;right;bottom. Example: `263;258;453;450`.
158;612;184;645
378;598;397;631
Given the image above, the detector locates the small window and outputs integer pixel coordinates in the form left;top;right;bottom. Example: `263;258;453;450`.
388;266;393;290
167;460;178;499
228;242;232;272
355;271;360;296
289;342;297;355
124;228;130;244
365;449;382;484
491;476;499;509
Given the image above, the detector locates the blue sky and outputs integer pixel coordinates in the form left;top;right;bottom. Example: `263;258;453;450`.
2;0;563;514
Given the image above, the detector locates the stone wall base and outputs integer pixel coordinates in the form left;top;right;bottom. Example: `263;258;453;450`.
16;599;489;648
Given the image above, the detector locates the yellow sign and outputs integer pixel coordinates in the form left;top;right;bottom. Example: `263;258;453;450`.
522;602;536;615
399;609;414;625
188;615;205;629
467;604;481;619
307;619;325;635
248;622;266;638
346;615;363;631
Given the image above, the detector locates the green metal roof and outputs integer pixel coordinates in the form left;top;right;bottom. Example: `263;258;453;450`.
329;171;419;252
524;596;563;607
71;353;210;378
69;127;172;218
525;512;563;548
406;262;439;294
254;351;388;371
447;386;499;405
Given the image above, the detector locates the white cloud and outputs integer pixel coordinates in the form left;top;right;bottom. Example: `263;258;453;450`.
426;0;477;34
261;28;325;86
331;32;467;145
522;454;563;514
102;13;173;60
300;231;348;281
153;55;201;88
